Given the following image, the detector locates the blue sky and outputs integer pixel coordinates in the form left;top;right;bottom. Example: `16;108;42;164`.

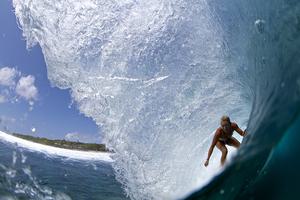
0;0;102;143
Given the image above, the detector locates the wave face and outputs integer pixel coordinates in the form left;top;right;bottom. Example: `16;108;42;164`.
185;0;300;199
11;0;286;199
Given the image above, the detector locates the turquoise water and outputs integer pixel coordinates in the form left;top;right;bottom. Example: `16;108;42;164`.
0;141;128;200
185;0;300;199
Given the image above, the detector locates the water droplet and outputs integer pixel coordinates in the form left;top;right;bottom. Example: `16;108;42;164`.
255;19;266;34
21;153;27;163
12;151;17;166
6;169;16;178
220;189;225;194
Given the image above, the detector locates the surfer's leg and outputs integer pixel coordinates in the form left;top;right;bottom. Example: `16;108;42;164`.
216;141;228;166
227;137;240;148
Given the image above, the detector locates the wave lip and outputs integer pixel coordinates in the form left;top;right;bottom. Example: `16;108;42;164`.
0;131;113;162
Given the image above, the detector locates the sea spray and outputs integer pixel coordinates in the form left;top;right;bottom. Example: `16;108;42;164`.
13;0;252;199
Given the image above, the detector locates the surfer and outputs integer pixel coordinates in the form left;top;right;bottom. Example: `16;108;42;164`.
204;115;247;167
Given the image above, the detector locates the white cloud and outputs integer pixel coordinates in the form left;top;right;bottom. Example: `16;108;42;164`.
0;95;6;103
0;67;18;86
16;75;38;101
0;115;16;124
29;101;34;106
0;116;16;134
65;132;81;142
64;132;100;143
0;67;39;108
28;101;34;111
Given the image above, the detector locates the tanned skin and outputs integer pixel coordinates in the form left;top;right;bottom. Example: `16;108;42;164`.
204;119;247;167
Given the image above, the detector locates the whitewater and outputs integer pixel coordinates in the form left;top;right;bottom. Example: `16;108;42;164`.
11;0;255;199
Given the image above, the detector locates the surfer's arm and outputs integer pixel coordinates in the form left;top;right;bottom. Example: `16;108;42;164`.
206;131;220;161
233;123;246;136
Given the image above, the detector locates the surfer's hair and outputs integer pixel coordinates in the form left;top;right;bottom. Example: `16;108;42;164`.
221;115;230;123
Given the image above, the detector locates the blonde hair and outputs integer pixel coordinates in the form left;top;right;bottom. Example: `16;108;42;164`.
221;115;230;123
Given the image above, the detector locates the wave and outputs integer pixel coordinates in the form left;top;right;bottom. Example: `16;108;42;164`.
12;0;300;199
12;0;252;199
0;131;113;162
185;0;300;199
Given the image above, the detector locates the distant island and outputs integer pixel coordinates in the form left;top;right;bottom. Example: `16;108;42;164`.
12;133;113;153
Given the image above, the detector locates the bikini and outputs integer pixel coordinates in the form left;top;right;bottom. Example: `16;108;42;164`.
218;126;233;144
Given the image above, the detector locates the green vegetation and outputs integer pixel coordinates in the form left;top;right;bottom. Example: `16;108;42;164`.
12;133;112;152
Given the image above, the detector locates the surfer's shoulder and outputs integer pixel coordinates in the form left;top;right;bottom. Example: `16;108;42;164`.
215;127;223;136
231;122;239;129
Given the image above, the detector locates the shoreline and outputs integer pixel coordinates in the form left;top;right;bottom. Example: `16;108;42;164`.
0;131;113;162
12;133;113;153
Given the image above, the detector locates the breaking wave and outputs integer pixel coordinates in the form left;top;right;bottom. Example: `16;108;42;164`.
12;0;300;199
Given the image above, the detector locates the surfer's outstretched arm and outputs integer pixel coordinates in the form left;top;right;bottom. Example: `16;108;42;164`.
204;131;220;167
232;123;246;136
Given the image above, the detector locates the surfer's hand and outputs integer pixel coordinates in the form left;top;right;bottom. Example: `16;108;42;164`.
204;159;209;167
243;129;248;136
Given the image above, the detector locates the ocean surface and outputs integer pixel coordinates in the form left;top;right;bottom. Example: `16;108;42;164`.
0;134;128;200
1;0;300;199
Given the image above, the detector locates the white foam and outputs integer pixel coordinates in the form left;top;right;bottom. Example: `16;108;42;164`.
12;0;252;198
0;131;113;162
